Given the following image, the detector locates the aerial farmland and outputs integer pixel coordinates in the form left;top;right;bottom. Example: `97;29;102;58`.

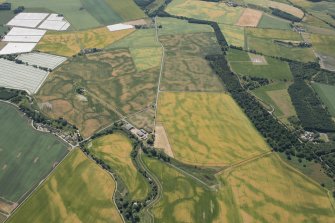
1;0;335;222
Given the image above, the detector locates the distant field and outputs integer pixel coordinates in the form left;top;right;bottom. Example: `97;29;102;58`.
219;24;245;48
7;149;123;223
36;27;134;57
166;0;244;24
227;154;335;222
312;83;335;116
157;92;270;166
0;102;68;204
105;0;146;21
37;49;159;138
88;133;150;200
160;33;224;92
157;17;213;35
227;49;293;81
8;0;145;30
142;156;224;223
236;8;263;27
253;82;296;120
246;28;316;62
258;14;291;30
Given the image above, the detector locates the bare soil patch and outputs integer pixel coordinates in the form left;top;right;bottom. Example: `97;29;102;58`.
154;124;174;158
248;53;268;65
236;9;263;27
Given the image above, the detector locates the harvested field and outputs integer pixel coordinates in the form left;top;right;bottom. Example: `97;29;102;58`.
7;149;123;223
227;154;335;223
269;1;304;19
236;8;263;27
0;58;50;94
154;124;174;158
16;52;67;70
159;33;224;92
166;0;244;24
0;102;68;203
227;49;293;81
36;27;134;57
157;92;270;166
88;133;150;200
37;49;159;138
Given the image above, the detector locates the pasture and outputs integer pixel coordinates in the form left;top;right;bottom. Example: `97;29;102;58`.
7;149;123;223
312;83;335;116
0;102;68;203
159;33;224;92
227;49;293;81
253;82;296;120
246;28;316;62
310;34;335;58
258;14;291;30
219;24;245;48
157;92;270;166
166;0;244;24
126;106;155;133
130;47;162;71
227;154;335;223
37;49;159;138
88;133;150;200
109;29;160;49
36;27;134;57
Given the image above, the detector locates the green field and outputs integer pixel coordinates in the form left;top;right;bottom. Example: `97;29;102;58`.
143;152;335;223
312;83;335;116
166;0;244;24
157;92;270;166
37;49;159;138
310;34;335;58
160;32;224;92
253;82;296;121
109;29;160;49
219;24;245;48
8;0;145;30
258;14;291;30
87;133;150;200
7;149;123;223
246;28;316;62
142;156;227;223
0;102;68;203
157;17;214;35
227;49;293;81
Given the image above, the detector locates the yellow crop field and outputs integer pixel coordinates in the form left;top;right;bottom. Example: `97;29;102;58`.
269;1;304;18
166;0;243;24
227;154;335;222
36;27;134;57
88;133;150;200
8;149;122;223
219;24;245;48
157;92;270;166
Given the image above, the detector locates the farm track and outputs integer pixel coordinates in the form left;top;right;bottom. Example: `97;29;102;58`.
153;16;166;130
